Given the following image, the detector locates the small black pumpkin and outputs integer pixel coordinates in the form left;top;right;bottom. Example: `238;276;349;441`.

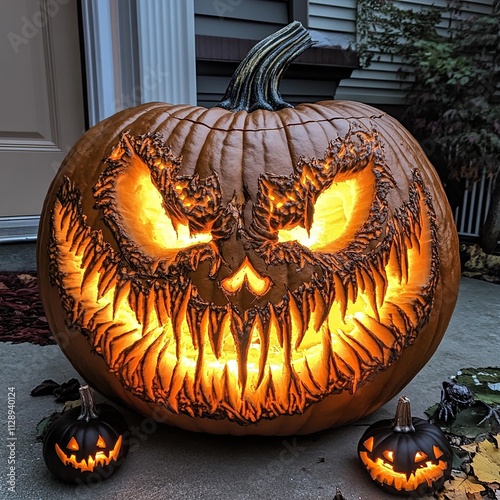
357;396;453;496
43;385;129;484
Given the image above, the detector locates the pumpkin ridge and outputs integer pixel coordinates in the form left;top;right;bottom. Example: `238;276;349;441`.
157;111;387;134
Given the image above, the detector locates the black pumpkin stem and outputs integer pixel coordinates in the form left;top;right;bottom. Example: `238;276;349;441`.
217;21;314;112
393;396;415;433
77;385;99;423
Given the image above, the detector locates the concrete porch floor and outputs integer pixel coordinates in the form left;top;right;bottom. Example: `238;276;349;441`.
0;243;499;499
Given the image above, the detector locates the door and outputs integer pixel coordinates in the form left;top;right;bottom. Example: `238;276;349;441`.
0;0;85;236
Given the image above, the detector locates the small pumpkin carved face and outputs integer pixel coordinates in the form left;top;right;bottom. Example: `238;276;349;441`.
37;22;460;435
358;397;453;496
54;428;122;473
43;386;129;483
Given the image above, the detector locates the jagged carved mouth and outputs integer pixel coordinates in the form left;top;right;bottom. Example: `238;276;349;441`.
54;436;122;472
48;130;439;423
359;452;449;492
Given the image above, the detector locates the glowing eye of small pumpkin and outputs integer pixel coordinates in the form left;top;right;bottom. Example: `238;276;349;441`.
383;450;394;462
363;436;374;452
67;436;79;451
414;451;427;462
433;446;444;459
96;435;107;448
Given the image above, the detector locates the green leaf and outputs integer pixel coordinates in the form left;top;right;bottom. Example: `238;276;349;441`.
454;368;500;406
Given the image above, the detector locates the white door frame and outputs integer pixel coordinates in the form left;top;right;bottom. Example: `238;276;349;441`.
1;0;197;242
81;0;197;127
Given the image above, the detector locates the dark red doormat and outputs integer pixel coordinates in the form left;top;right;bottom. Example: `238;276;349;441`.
0;272;55;345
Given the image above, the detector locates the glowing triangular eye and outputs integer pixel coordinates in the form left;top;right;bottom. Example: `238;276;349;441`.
363;437;374;452
96;435;107;448
67;436;79;451
433;446;444;459
383;450;394;462
414;451;427;462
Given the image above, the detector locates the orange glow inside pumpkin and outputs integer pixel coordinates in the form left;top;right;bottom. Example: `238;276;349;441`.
277;174;363;251
359;450;449;492
49;128;438;422
52;167;434;416
220;257;272;296
114;153;212;259
55;435;123;472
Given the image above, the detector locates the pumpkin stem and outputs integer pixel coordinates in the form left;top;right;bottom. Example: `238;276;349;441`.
77;385;99;423
393;396;415;433
217;21;314;112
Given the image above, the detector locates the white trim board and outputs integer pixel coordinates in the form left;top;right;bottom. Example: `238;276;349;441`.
0;216;39;243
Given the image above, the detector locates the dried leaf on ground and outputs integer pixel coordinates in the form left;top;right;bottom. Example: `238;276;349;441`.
470;439;500;483
437;476;485;499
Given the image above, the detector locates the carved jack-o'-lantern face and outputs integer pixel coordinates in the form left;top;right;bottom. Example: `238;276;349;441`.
43;386;128;483
38;22;460;435
54;432;122;472
357;396;453;495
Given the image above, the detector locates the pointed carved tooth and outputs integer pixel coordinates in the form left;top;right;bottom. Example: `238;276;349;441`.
333;274;348;321
81;256;101;294
388;302;414;341
221;364;236;413
154;338;174;399
81;239;98;270
143;288;158;332
128;285;143;325
339;327;378;370
303;355;322;392
288;291;305;350
229;307;252;395
106;327;139;371
268;304;284;347
254;310;269;390
97;259;117;299
288;370;306;414
360;265;379;321
356;266;366;294
346;274;358;304
59;202;73;232
186;299;200;350
336;331;364;383
300;288;312;336
66;220;80;248
276;300;293;383
154;284;170;326
119;329;160;386
313;288;328;331
113;278;131;320
73;228;92;257
354;318;386;363
193;308;211;401
332;349;356;393
93;320;114;351
207;306;226;359
170;283;192;360
363;315;397;349
166;363;186;414
370;259;388;308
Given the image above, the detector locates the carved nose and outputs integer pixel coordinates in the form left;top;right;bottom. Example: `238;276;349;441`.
220;257;271;297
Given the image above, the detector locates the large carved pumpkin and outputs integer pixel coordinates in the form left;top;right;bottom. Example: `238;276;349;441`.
37;22;460;435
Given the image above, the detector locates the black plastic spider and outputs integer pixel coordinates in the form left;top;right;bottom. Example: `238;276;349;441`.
438;381;475;423
438;381;500;427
